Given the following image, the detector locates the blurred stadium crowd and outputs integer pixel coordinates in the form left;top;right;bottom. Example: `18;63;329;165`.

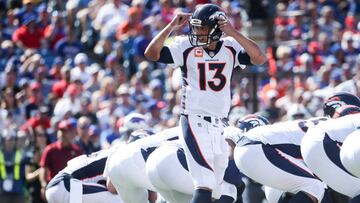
0;0;359;202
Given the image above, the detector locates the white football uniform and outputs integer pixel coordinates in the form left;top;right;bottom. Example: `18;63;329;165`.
45;149;123;203
301;114;360;197
340;130;360;178
166;36;250;193
146;126;244;203
167;36;246;117
233;118;329;202
104;127;179;203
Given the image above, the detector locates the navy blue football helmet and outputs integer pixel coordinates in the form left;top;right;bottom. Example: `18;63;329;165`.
323;92;360;118
236;114;270;133
188;4;226;47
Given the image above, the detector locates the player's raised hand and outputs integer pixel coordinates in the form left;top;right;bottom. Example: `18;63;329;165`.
169;13;192;30
217;16;236;37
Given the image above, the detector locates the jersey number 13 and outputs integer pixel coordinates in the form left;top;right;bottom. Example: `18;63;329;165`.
197;62;226;91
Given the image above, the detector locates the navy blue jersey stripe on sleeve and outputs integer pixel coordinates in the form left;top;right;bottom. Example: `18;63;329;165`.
157;47;174;64
225;46;236;68
181;46;196;79
238;51;252;65
180;47;195;111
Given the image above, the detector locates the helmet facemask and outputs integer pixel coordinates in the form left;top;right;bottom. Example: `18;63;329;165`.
188;18;222;47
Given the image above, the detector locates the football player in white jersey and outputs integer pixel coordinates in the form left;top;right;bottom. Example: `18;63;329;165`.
233;114;329;203
340;130;360;178
251;93;360;203
104;127;179;203
145;3;266;202
45;149;123;203
301;105;360;202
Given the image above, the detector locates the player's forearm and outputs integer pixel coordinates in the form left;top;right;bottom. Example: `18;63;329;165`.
231;32;267;65
144;25;173;61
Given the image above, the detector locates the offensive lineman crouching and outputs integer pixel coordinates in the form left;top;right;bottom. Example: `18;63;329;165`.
45;149;123;203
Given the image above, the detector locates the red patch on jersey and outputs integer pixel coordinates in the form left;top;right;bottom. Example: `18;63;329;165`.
194;49;203;57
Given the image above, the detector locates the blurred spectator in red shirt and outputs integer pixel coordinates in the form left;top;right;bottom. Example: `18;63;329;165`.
307;41;323;71
51;65;71;99
12;14;44;49
23;106;51;132
39;118;82;195
53;84;82;119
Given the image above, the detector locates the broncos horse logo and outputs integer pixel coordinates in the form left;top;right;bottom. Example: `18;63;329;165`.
209;11;228;21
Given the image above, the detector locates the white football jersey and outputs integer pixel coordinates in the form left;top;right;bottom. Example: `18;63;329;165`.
241;117;330;145
314;114;360;142
167;36;247;117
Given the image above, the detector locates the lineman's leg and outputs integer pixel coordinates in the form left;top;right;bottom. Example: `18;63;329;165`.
302;128;360;198
146;141;194;203
234;144;325;202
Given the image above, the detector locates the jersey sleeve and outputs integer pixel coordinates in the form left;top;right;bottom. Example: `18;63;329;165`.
225;37;252;69
165;36;189;68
